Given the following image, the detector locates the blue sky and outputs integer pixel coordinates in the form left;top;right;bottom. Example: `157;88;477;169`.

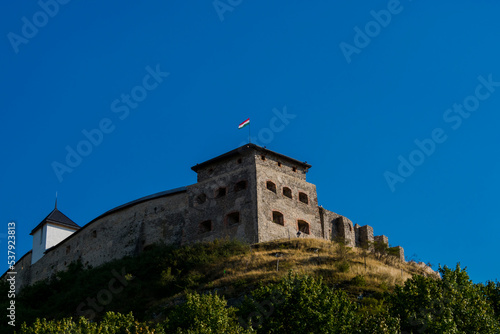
1;1;499;283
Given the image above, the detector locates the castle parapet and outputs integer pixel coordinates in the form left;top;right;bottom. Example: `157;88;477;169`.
388;245;405;262
355;224;374;250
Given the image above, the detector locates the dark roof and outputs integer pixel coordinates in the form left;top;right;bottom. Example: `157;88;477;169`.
191;143;312;172
40;187;187;256
30;208;80;235
90;187;187;222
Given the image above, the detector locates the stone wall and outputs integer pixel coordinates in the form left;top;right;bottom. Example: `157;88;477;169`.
255;153;321;242
184;152;258;245
11;190;188;290
356;225;374;249
6;144;409;292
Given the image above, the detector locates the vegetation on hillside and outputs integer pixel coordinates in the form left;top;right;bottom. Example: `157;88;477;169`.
2;238;499;333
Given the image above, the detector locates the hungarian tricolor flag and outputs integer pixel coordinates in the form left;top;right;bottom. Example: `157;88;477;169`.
238;118;250;129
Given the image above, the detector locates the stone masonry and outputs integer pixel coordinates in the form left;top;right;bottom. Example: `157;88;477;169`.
4;144;405;292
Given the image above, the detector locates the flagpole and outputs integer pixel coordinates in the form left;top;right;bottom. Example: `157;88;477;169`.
249;122;251;144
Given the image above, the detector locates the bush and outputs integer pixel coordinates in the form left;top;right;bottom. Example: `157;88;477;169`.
389;264;500;333
337;261;350;273
238;272;359;333
18;312;164;334
162;292;252;334
351;275;366;287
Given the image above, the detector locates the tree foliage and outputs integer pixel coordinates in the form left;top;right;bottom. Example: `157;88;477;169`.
390;264;499;333
162;292;252;334
238;272;399;334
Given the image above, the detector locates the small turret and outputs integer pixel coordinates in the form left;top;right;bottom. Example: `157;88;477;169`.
30;199;80;264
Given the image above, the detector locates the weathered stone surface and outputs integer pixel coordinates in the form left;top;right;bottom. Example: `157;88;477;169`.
5;144;407;291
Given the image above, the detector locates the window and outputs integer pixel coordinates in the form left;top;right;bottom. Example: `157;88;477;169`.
199;220;212;234
92;230;97;238
283;187;292;199
261;155;266;161
215;187;227;198
299;192;309;204
234;180;247;192
237;158;242;164
277;161;282;167
226;212;240;226
66;246;71;254
272;211;284;226
196;193;207;205
266;181;277;193
298;220;310;234
292;167;297;172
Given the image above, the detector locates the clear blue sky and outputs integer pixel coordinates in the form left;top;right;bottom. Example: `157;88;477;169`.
1;1;499;283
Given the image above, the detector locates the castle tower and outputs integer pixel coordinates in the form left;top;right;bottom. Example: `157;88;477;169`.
30;202;80;264
185;144;320;244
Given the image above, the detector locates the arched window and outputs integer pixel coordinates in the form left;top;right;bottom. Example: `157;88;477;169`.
199;220;212;234
234;180;247;192
266;181;277;193
298;220;310;234
299;192;309;204
226;212;240;226
272;211;284;226
283;187;292;199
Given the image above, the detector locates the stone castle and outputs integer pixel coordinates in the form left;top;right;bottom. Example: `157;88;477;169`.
7;144;404;291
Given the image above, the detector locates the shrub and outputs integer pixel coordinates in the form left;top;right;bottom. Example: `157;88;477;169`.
337;261;350;273
162;292;252;334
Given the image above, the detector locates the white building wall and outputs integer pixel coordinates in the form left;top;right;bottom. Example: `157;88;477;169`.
31;226;46;264
45;224;76;249
31;224;77;264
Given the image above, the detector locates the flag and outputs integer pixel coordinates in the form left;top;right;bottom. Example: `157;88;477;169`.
238;118;250;129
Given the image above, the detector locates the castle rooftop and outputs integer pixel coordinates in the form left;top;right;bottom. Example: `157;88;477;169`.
29;208;80;235
191;143;312;172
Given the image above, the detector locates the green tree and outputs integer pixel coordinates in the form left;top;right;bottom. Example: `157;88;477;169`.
482;280;500;321
18;311;164;334
163;292;251;334
239;272;360;334
389;264;500;333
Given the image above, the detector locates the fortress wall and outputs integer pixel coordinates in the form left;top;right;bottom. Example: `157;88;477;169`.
389;246;405;262
195;148;256;182
255;155;321;242
356;225;374;249
9;251;32;293
184;162;258;245
254;150;308;181
321;209;355;247
374;235;389;245
27;192;188;286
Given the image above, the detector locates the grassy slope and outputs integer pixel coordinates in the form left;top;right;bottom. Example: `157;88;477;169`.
3;238;437;330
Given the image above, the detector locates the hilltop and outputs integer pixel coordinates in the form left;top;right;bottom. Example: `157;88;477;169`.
2;238;447;332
